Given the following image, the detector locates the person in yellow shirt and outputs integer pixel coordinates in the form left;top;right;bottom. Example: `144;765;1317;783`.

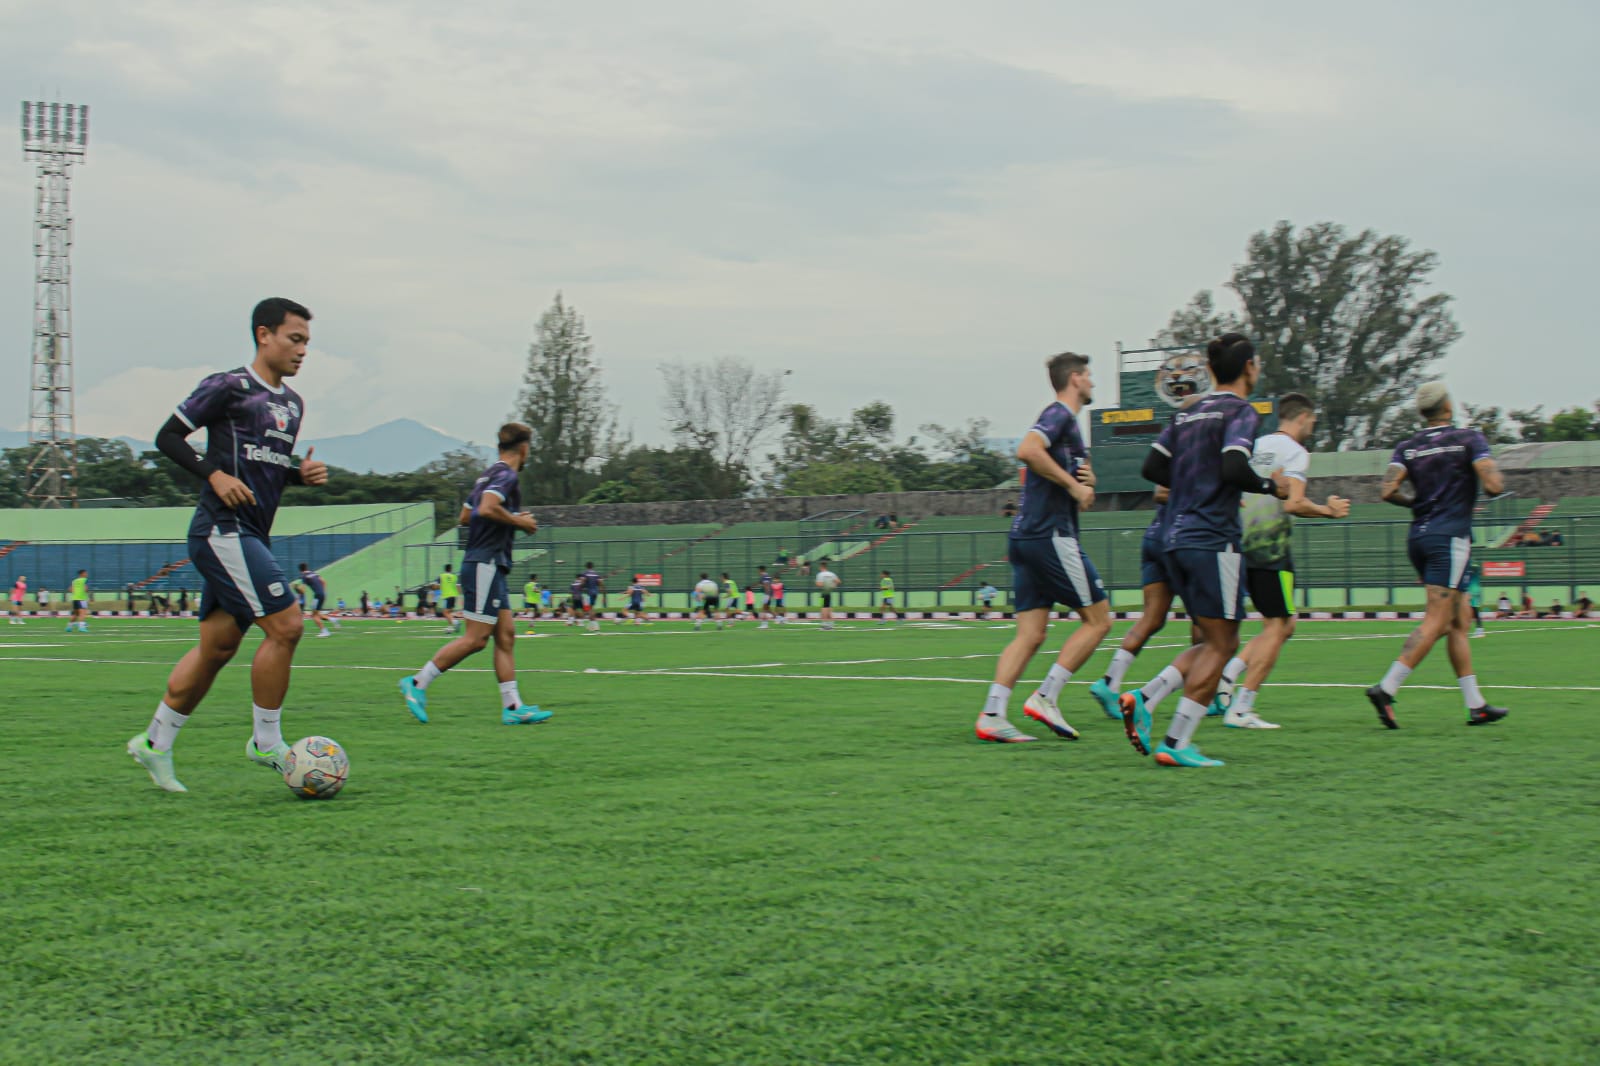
438;564;461;633
69;570;90;633
878;570;897;625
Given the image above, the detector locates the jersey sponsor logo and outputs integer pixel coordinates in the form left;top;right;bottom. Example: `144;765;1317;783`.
268;582;285;596
243;443;293;467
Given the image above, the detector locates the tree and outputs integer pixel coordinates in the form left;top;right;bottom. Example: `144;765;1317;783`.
1546;403;1600;441
511;293;619;505
659;358;787;498
1157;221;1462;450
1462;404;1552;446
782;461;902;497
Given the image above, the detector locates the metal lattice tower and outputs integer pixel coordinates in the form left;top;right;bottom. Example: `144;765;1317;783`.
20;101;89;508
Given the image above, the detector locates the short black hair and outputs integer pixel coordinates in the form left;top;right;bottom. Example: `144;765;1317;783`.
252;298;311;343
1277;392;1314;423
1046;352;1091;392
498;422;533;451
444;564;452;572
298;562;309;571
1207;333;1256;385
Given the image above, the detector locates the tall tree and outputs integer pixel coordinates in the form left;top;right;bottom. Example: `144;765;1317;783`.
511;293;618;504
659;358;787;497
1157;221;1462;450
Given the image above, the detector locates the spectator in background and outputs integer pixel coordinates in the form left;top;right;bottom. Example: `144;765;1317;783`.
126;584;136;612
1495;593;1512;618
776;547;789;565
1540;598;1564;619
1518;592;1537;618
1002;502;1017;518
178;588;190;614
874;514;891;529
889;512;900;528
1574;592;1593;618
37;586;51;613
978;582;998;614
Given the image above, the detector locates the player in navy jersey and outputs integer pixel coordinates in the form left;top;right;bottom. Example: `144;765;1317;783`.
400;424;552;726
627;578;650;623
581;563;604;632
297;562;339;637
975;352;1112;744
127;298;329;793
1367;382;1508;728
1119;334;1288;768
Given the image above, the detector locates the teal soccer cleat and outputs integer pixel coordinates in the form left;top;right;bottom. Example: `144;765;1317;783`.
1119;690;1151;756
1088;678;1122;719
502;706;552;725
1153;742;1225;767
400;676;429;723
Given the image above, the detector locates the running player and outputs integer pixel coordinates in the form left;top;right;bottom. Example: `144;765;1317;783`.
1366;382;1509;728
815;562;840;630
975;351;1111;744
68;569;89;632
1466;564;1485;637
1119;334;1288;767
582;562;604;632
400;423;550;726
297;562;339;637
627;577;650;623
438;564;461;633
721;573;739;623
523;572;541;633
757;565;775;628
1210;393;1349;728
878;570;897;624
128;297;328;792
8;575;24;624
694;573;723;630
770;575;786;625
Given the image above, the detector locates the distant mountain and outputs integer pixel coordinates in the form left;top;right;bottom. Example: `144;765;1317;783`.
300;419;485;474
1;419;477;474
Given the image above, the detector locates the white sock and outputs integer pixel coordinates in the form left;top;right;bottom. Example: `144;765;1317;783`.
1379;661;1411;696
1142;665;1184;711
1165;697;1208;749
1104;649;1137;691
1458;674;1484;709
1221;656;1247;686
1038;664;1072;702
252;703;283;751
413;660;443;691
1235;687;1259;714
982;683;1012;719
499;680;522;709
146;702;188;753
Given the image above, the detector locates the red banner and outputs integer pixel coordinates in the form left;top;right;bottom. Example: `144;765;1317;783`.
1482;561;1525;578
635;573;662;586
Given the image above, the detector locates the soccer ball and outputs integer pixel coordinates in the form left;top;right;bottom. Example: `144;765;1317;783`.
283;735;349;799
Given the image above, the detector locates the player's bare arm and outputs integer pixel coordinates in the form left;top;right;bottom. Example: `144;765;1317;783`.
1473;457;1505;496
1016;434;1094;510
1381;463;1416;508
1283;478;1350;519
476;493;537;534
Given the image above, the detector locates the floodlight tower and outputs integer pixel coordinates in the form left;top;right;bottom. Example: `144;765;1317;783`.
19;100;89;508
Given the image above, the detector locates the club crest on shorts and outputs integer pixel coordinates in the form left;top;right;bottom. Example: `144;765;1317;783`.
268;582;285;597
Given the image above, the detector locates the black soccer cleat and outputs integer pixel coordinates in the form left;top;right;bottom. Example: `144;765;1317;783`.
1366;685;1399;730
1467;704;1509;726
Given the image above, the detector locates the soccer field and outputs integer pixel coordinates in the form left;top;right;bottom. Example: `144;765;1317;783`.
7;616;1598;1064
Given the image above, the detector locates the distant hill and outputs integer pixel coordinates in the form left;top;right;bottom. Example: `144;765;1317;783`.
1;419;480;474
299;419;485;474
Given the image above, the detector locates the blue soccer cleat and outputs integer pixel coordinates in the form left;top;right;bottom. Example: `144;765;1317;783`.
1088;678;1122;720
1154;742;1226;767
502;705;552;725
399;676;429;723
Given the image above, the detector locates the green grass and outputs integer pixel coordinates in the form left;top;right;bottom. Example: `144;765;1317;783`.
6;615;1599;1064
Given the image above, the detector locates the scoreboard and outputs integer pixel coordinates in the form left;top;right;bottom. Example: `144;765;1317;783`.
1089;352;1278;496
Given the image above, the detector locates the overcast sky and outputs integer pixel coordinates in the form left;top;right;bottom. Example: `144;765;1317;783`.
2;0;1595;452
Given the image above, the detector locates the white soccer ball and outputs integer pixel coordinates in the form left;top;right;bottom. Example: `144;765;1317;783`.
283;735;350;799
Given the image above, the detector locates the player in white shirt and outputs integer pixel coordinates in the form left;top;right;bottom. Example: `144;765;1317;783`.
1213;392;1349;728
815;562;841;630
693;573;723;631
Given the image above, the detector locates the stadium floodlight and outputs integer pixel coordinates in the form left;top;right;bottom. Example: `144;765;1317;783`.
19;100;90;507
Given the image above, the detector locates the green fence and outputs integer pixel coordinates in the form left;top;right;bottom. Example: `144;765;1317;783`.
401;513;1599;611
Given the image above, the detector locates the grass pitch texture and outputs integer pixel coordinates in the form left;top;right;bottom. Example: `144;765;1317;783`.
6;617;1597;1064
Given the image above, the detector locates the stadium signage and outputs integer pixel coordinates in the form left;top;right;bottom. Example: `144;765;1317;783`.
1102;409;1154;424
635;573;663;586
1482;561;1525;578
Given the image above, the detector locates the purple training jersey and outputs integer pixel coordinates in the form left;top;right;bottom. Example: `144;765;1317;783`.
300;569;326;596
1011;401;1089;539
175;366;304;540
1153;392;1261;551
461;460;522;570
1389;425;1492;538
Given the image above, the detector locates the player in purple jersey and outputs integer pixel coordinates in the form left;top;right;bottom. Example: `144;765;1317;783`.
1367;382;1509;728
400;424;551;726
127;298;329;793
1119;334;1288;768
975;352;1112;744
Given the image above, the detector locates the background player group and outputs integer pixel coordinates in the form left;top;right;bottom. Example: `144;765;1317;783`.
976;337;1508;766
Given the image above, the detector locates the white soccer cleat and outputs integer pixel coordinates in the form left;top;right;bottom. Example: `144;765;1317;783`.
1224;709;1281;730
974;715;1038;743
128;733;188;793
316;629;332;638
1022;693;1080;740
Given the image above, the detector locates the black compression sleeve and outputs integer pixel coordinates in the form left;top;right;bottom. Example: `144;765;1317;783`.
1221;449;1276;495
155;415;217;482
1142;447;1172;487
